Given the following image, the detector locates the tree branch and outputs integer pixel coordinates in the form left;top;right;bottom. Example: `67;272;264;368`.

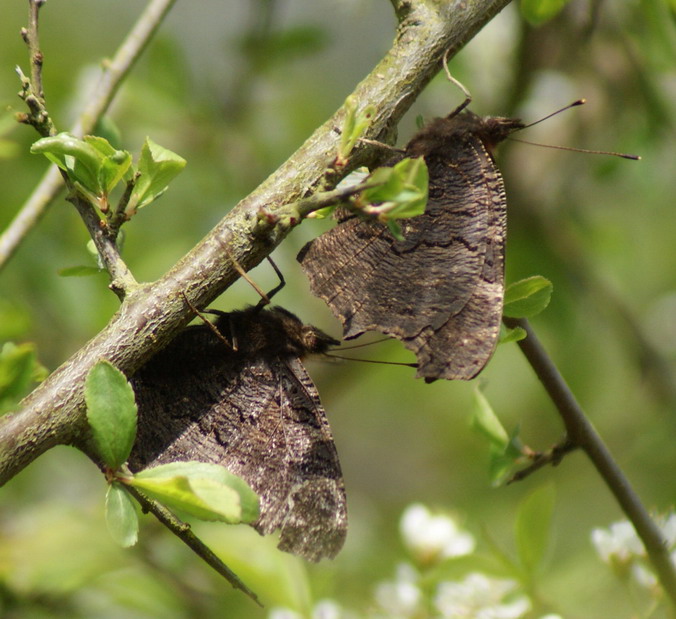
0;0;514;485
0;0;178;272
503;316;676;606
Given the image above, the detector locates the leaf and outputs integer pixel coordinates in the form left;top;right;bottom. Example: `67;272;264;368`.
30;132;104;194
85;361;137;470
469;387;509;449
130;461;259;524
503;276;553;318
98;150;133;195
360;157;428;220
0;342;37;402
127;138;186;211
84;135;132;195
105;482;139;548
515;484;556;576
521;0;572;25
499;324;527;344
339;96;375;162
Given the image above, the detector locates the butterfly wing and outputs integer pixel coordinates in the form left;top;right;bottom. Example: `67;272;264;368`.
298;131;506;381
130;325;346;561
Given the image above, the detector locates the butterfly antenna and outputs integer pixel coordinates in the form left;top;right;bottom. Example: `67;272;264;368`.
514;99;640;160
521;99;586;129
443;49;472;118
325;352;418;369
508;138;640;160
337;336;393;350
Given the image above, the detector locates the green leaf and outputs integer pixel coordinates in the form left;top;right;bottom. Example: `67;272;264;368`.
130;461;259;524
30;132;104;194
98;150;133;195
338;96;376;162
127;138;186;211
360;157;428;221
105;482;139;548
515;484;556;576
488;426;524;487
503;276;553;318
499;324;527;344
521;0;571;25
469;387;509;449
85;361;137;469
0;342;37;402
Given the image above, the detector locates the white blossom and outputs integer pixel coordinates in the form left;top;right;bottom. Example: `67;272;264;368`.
434;572;531;618
591;520;644;564
400;503;475;564
373;563;422;617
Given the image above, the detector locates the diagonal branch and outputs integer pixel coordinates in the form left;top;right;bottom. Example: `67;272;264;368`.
0;0;178;271
503;316;676;606
0;0;514;484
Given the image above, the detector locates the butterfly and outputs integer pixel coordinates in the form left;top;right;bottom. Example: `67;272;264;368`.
298;108;524;381
129;304;347;562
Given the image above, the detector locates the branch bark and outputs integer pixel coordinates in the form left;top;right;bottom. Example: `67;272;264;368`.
0;0;514;484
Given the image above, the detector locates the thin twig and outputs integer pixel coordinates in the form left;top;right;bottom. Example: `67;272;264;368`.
68;195;137;297
124;485;262;606
503;316;676;607
507;437;577;484
0;0;178;272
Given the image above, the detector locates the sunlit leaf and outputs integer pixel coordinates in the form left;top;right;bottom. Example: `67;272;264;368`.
503;276;553;318
469;387;509;449
85;361;137;469
127;138;186;211
106;482;139;548
130;461;259;524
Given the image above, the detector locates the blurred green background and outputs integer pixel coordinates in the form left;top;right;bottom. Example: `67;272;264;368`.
1;0;675;617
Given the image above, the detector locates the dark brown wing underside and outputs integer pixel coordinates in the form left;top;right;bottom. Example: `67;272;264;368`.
129;326;347;562
298;136;507;381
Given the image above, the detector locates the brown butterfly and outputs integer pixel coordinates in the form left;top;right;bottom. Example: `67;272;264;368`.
298;108;524;381
129;305;347;562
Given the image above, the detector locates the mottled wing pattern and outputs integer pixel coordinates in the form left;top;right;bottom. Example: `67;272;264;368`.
129;321;346;562
298;111;520;381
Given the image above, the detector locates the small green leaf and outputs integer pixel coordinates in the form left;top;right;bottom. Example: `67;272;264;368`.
127;138;186;211
515;484;556;576
339;96;375;162
488;426;524;487
499;324;527;344
130;461;259;523
360;157;428;221
98;150;132;195
0;342;37;402
106;482;139;547
503;276;553;318
31;133;104;194
85;361;137;469
469;387;509;449
521;0;572;25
